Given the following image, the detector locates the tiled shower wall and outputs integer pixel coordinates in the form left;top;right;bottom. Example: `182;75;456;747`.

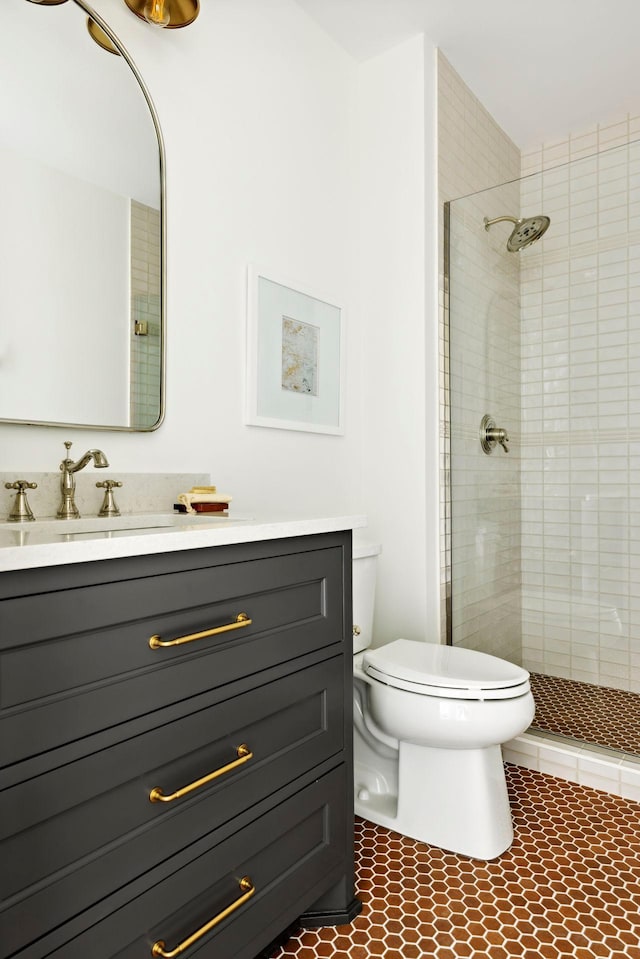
438;54;523;659
519;120;640;692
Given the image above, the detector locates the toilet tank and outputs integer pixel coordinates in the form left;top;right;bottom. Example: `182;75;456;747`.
352;541;381;654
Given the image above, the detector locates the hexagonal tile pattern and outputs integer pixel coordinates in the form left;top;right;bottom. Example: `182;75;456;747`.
530;672;640;755
272;764;640;959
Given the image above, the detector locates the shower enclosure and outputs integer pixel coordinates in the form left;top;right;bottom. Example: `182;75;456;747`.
446;137;640;760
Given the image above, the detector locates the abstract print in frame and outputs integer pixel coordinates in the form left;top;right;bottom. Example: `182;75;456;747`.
246;266;344;434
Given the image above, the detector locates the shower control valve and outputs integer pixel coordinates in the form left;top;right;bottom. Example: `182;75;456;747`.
480;414;510;454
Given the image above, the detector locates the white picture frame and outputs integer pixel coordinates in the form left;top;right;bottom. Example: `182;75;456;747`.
245;266;345;435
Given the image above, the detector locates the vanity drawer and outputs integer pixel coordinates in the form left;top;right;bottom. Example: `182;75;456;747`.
0;544;345;767
18;765;348;959
0;657;344;957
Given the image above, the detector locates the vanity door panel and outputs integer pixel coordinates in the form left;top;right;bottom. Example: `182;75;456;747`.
17;766;348;959
0;545;345;766
0;657;344;958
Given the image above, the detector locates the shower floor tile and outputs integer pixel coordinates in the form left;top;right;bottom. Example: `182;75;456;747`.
530;671;640;755
272;764;640;959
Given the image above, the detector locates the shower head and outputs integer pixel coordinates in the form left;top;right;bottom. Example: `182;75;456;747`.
483;214;550;252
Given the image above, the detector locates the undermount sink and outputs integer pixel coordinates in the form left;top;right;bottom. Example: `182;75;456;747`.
0;512;245;538
52;515;190;536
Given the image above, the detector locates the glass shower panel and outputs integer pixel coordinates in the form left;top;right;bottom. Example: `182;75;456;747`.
447;178;523;667
447;139;640;758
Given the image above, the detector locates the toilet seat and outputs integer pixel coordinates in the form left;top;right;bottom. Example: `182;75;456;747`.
363;639;531;701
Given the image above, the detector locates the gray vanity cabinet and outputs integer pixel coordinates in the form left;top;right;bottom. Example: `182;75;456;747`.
0;531;360;959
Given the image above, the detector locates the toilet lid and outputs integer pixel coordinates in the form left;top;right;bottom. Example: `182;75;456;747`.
363;639;531;701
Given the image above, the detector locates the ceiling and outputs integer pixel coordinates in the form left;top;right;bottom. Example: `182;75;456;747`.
294;0;640;151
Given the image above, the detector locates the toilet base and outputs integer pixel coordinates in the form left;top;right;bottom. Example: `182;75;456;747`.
355;741;514;860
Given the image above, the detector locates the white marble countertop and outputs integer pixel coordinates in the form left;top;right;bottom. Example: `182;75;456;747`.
0;511;368;572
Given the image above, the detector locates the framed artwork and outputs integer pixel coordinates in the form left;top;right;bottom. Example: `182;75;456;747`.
245;266;345;434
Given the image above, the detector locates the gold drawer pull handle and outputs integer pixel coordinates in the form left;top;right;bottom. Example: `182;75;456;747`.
151;876;255;958
149;613;251;649
149;744;253;803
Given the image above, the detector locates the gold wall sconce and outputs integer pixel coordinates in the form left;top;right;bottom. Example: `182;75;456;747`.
91;1;199;54
26;0;199;56
124;0;199;29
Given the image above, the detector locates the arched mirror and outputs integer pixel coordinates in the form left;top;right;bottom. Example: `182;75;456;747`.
0;0;165;430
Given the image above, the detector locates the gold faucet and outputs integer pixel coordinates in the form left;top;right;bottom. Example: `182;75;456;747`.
57;441;109;519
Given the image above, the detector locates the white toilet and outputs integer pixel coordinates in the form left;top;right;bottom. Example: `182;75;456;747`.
352;542;535;860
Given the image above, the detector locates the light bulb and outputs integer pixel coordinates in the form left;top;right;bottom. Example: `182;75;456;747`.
143;0;170;27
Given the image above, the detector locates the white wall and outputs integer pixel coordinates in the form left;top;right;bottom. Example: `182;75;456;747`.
355;35;440;645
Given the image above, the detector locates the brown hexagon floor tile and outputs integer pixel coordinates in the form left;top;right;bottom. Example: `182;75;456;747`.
271;764;640;959
530;672;640;754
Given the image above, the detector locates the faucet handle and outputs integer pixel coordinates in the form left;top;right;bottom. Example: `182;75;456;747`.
59;440;73;472
96;479;122;517
5;480;38;522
